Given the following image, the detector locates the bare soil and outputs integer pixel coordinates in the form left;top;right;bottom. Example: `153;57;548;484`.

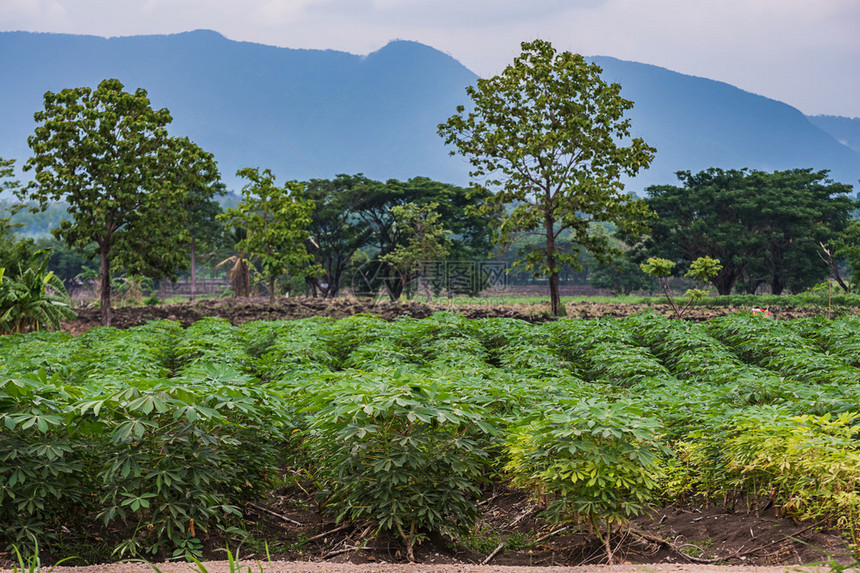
36;297;856;572
3;487;854;572
0;563;846;573
62;296;823;334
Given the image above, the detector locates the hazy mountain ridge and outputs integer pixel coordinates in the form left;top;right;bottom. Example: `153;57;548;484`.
591;56;860;189
1;29;857;194
807;115;860;154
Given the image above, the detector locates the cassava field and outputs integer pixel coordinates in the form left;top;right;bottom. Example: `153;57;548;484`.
2;299;859;570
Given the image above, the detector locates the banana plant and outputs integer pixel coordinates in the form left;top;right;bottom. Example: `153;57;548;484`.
0;253;76;334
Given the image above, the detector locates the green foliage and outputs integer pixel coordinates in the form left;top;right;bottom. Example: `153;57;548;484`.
0;156;21;196
674;408;860;548
686;256;723;283
219;168;317;300
34;236;97;286
95;380;286;560
302;175;376;298
380;202;452;300
0;253;76;334
2;312;860;562
640;257;675;278
643;168;855;295
589;255;654;295
686;292;860;309
833;219;860;290
0;370;91;550
640;256;721;318
505;399;667;561
21;78;220;326
439;39;655;315
1;216;38;275
302;372;494;559
332;175;494;300
0;321;290;559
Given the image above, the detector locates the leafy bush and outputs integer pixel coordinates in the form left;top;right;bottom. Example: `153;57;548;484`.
2;311;860;560
95;379;290;560
303;372;495;561
0;371;92;550
0;323;291;559
505;398;668;562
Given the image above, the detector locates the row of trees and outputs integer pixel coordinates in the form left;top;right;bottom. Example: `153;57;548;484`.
2;40;859;326
639;168;859;296
4;153;494;327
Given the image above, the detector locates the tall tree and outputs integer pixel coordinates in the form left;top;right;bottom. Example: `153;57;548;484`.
303;174;374;298
21;78;219;325
643;168;855;295
219;167;316;300
327;175;493;301
438;39;655;315
380;201;452;301
750;170;855;294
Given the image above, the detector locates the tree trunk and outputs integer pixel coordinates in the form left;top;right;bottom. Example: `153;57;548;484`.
307;277;319;298
268;275;276;301
743;279;765;295
549;271;563;316
328;265;341;298
190;237;197;302
713;268;738;296
819;242;851;293
99;244;112;326
545;213;566;316
771;276;785;296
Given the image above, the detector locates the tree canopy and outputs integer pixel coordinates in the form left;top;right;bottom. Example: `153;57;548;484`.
305;175;494;300
642;168;856;295
21;78;219;325
219;167;316;300
380;201;452;301
438;39;655;315
0;157;20;197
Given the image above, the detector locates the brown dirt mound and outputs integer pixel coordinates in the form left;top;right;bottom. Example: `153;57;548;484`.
62;297;826;334
222;487;854;568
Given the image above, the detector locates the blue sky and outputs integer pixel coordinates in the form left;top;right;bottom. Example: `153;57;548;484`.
2;0;859;117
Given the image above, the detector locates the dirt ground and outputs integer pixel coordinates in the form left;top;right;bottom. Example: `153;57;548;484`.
0;562;846;573
36;297;856;572
62;296;825;334
2;492;854;572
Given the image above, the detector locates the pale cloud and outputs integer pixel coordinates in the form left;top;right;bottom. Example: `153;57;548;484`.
2;0;858;116
0;0;67;25
362;0;597;26
251;0;331;25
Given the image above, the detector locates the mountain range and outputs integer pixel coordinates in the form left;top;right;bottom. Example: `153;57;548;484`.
1;30;858;195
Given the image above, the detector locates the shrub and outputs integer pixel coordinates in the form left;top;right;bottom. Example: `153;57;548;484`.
303;372;494;561
505;398;668;563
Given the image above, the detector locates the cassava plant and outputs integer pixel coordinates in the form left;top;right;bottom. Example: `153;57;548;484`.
303;372;495;561
505;398;668;563
641;256;721;319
